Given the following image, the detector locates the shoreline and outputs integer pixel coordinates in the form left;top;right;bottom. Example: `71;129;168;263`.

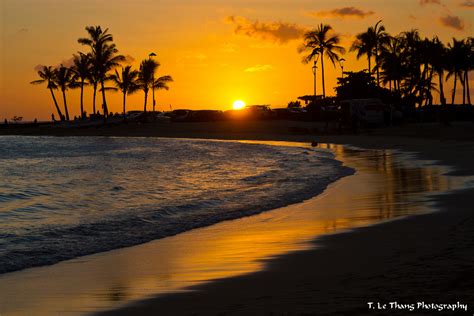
94;137;474;315
1;134;473;315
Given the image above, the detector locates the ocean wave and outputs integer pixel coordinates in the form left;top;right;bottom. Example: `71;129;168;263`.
0;136;354;274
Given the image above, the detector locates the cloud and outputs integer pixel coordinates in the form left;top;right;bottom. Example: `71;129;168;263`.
460;0;474;7
34;64;45;72
225;16;306;44
419;0;443;5
308;7;375;19
439;14;465;30
123;55;135;64
57;57;75;68
244;64;273;72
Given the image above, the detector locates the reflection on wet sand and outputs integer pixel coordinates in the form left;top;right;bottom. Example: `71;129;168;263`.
0;142;467;316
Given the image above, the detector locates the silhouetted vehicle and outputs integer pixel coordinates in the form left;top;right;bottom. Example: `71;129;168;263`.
273;108;307;120
125;110;170;122
166;109;192;122
126;110;143;120
340;98;385;127
188;110;224;122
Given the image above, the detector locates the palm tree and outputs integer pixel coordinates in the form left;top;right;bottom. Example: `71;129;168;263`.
71;53;91;118
399;30;423;103
151;75;173;111
299;24;345;98
138;58;159;112
110;66;140;116
447;38;468;104
373;20;389;87
78;26;124;117
351;21;388;87
88;67;100;116
54;65;74;121
380;36;405;92
351;30;376;77
430;37;447;105
459;37;473;105
30;65;64;120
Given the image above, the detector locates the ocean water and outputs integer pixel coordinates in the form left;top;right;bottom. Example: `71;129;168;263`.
0;136;353;274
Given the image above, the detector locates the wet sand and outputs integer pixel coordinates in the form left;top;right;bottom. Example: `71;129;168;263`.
1;137;473;315
95;139;474;315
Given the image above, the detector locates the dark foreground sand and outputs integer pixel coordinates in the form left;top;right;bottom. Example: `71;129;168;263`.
3;121;474;315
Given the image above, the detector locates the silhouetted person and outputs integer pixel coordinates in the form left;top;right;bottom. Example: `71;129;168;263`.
51;113;56;122
4;119;7;125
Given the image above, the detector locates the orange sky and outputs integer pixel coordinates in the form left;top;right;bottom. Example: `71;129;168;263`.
1;0;472;120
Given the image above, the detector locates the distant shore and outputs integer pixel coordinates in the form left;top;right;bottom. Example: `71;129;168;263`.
2;119;474;142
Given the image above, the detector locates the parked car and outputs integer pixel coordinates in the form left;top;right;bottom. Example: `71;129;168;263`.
188;110;224;122
340;98;385;127
166;109;192;122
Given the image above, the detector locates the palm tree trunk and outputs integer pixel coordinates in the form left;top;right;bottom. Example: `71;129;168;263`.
466;70;471;105
123;92;127;116
452;75;457;105
80;81;84;119
144;90;148;112
49;87;63;120
375;50;380;86
62;89;70;121
92;83;97;115
368;56;371;76
100;80;108;117
461;74;466;105
321;50;326;98
438;72;446;105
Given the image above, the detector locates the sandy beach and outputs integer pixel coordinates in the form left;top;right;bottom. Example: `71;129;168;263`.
94;126;474;315
1;121;473;315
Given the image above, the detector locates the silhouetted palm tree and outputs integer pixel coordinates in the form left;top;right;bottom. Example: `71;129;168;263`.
88;67;100;116
151;75;173;111
71;53;91;118
299;24;345;98
466;37;473;105
399;30;423;103
138;58;159;112
110;66;140;115
30;65;64;120
380;36;404;92
430;37;447;105
351;30;376;77
351;21;388;87
78;26;124;116
447;38;468;104
373;20;389;86
54;65;74;121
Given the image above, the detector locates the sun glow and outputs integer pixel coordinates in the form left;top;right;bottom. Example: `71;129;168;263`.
233;100;246;110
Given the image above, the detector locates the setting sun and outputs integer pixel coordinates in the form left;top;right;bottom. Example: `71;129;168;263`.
233;100;246;110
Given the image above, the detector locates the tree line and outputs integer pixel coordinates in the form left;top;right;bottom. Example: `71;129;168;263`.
299;21;473;107
31;26;173;121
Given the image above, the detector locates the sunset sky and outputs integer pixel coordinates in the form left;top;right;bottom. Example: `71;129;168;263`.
1;0;473;120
